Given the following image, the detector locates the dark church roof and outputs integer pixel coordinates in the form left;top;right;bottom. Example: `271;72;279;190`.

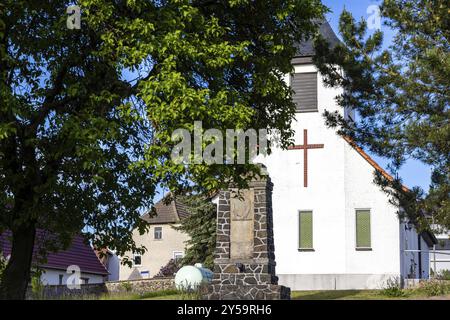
141;194;190;224
0;230;108;275
294;20;340;57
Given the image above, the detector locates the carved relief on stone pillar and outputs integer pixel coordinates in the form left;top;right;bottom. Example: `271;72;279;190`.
230;189;254;260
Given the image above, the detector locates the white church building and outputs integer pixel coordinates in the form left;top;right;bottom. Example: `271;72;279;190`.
255;21;436;290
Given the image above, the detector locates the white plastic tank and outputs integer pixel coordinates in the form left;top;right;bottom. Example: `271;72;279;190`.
175;263;213;290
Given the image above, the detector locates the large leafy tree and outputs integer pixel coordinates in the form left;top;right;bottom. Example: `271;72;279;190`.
314;0;449;231
0;0;326;299
0;0;157;299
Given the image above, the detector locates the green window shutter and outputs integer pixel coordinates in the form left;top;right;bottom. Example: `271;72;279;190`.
299;211;313;249
356;210;371;248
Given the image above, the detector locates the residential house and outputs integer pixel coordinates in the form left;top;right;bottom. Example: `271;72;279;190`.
118;195;190;280
0;230;108;285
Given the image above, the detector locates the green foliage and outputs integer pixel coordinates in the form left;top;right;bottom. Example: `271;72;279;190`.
437;269;450;281
313;0;449;230
139;289;180;300
120;282;133;293
177;283;206;300
0;0;326;298
175;195;216;269
0;253;6;280
99;288;180;300
380;277;406;297
115;0;328;195
155;258;181;278
30;275;45;300
415;280;450;297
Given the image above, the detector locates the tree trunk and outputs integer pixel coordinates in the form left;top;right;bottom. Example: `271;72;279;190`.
0;223;36;300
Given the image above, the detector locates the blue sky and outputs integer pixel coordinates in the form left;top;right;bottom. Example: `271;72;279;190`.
321;0;432;192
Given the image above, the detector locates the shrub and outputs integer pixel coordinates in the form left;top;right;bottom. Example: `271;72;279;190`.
30;275;45;299
0;253;6;280
380;277;406;297
120;282;133;292
417;280;450;297
437;270;450;281
155;259;181;278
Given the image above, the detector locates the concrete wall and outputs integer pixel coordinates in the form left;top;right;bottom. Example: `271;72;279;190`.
41;268;105;285
119;223;189;280
278;274;396;290
255;63;407;290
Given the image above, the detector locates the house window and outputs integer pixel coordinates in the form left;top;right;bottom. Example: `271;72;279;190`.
173;251;184;263
80;277;89;284
291;72;318;112
356;210;372;250
133;254;142;266
58;274;64;285
154;226;162;240
299;211;313;250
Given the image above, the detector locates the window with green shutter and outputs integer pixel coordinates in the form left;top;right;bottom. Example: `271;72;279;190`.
356;210;371;249
299;211;313;250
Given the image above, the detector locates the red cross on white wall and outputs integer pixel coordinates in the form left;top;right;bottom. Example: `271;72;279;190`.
288;129;324;188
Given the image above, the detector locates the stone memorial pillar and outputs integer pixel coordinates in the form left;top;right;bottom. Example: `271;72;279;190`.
203;166;290;300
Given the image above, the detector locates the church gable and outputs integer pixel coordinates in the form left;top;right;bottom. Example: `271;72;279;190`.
343;135;409;192
254;19;434;291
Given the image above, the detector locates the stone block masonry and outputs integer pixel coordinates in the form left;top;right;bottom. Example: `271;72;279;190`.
26;277;175;299
106;277;175;294
203;166;290;300
26;283;107;299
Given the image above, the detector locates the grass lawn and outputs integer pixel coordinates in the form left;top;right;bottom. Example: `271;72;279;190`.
141;290;450;300
133;289;450;300
143;294;184;300
143;290;450;300
99;289;198;300
54;289;450;300
99;289;183;300
59;282;450;300
291;290;450;300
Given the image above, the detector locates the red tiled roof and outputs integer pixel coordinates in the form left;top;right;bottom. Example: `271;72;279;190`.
141;194;191;224
0;230;108;275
